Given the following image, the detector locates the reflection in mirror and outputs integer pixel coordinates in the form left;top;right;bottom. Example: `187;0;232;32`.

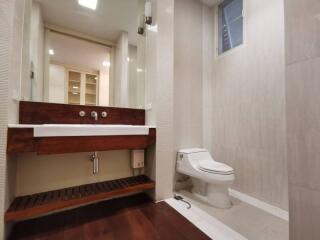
23;0;147;109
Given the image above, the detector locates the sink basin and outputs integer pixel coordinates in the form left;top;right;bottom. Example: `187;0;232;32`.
8;124;155;137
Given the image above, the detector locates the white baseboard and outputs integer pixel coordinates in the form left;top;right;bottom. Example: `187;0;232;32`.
229;189;289;221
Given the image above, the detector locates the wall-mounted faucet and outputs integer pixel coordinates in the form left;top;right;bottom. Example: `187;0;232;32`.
90;152;99;175
91;111;98;121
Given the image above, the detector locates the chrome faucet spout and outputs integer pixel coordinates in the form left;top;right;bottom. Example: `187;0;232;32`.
91;111;98;121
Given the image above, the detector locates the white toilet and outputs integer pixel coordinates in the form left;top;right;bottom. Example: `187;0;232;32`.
176;148;235;209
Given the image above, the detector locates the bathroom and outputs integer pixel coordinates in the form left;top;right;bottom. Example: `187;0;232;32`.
0;0;319;239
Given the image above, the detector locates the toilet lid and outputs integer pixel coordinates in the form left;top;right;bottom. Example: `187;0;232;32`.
198;160;234;175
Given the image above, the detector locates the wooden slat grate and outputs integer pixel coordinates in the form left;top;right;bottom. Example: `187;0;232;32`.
5;175;155;222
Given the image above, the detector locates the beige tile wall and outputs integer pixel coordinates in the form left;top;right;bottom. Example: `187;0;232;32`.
0;0;27;238
145;0;158;126
202;5;215;150
285;0;320;65
210;0;288;210
0;0;10;235
15;151;133;196
154;0;175;201
0;0;11;179
285;0;320;238
174;0;203;150
289;185;320;239
144;0;176;201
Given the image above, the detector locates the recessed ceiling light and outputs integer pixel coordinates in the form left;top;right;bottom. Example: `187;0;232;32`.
136;68;143;73
102;61;110;67
78;0;98;10
48;49;55;55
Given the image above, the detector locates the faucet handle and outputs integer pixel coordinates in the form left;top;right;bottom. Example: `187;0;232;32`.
101;111;108;118
79;111;86;117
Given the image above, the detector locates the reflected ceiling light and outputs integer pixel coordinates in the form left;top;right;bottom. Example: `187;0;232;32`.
147;24;158;33
137;68;143;73
127;57;131;62
102;61;110;67
78;0;98;10
48;49;55;55
72;86;79;89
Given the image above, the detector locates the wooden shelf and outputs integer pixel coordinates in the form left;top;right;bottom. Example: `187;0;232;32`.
69;80;80;83
86;82;96;85
5;175;155;222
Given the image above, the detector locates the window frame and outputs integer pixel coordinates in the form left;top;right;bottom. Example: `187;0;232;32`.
215;0;246;59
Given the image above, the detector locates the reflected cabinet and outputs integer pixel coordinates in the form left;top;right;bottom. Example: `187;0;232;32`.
67;69;98;106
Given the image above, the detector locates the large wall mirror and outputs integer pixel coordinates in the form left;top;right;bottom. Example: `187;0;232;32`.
22;0;147;109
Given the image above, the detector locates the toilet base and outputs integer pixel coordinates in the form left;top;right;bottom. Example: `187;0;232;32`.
192;178;232;209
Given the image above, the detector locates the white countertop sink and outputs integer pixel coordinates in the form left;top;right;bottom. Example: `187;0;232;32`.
8;124;156;137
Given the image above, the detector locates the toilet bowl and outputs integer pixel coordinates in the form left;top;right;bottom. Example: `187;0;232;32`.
176;148;235;209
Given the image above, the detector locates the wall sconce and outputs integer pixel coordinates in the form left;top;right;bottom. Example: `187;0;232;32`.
145;1;152;25
137;14;145;35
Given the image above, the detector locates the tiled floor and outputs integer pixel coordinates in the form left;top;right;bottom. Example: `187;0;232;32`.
167;190;289;240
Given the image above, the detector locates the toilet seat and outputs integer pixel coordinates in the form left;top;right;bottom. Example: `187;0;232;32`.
198;160;234;175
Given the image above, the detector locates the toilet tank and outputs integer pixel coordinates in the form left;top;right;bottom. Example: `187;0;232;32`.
176;148;213;174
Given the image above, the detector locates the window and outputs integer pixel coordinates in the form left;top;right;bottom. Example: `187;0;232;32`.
218;0;243;54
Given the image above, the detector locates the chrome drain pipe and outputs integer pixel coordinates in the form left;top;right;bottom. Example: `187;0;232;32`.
90;152;99;175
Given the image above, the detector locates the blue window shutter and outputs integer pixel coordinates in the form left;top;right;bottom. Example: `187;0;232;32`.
218;0;243;54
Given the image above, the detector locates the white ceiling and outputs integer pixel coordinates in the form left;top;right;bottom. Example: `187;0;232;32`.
49;32;110;71
200;0;219;6
38;0;144;45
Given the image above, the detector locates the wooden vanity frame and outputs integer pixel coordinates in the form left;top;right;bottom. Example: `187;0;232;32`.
18;101;146;125
7;127;156;155
5;101;156;221
7;101;156;155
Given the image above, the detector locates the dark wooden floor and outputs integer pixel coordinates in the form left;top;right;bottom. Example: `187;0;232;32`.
9;193;211;240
